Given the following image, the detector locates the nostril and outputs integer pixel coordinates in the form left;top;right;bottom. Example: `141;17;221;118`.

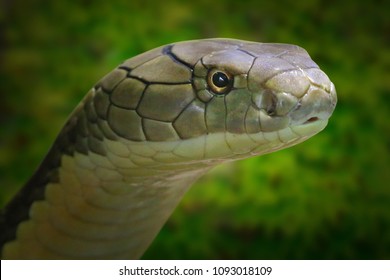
266;106;276;116
305;117;319;124
257;90;277;116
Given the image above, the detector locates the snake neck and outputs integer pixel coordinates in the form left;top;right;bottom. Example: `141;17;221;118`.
2;148;211;259
0;94;213;259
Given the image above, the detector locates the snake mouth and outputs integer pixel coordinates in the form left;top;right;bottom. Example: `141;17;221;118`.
290;118;328;139
303;116;319;124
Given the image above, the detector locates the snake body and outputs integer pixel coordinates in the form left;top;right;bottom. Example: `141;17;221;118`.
0;38;336;259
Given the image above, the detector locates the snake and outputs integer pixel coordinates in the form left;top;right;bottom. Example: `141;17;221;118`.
0;38;337;259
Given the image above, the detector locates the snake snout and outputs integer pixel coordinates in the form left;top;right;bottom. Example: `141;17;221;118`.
288;79;337;126
254;67;336;127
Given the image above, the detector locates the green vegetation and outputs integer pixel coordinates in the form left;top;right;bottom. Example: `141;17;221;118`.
0;0;389;259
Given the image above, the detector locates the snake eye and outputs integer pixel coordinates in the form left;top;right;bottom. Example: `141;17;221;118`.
207;69;233;95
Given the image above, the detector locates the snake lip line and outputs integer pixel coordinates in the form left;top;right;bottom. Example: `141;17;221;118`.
304;116;319;124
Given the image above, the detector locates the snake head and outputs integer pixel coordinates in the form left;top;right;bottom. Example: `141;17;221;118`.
91;39;336;165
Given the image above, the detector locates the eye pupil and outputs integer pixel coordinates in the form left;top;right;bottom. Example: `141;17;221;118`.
212;72;229;88
207;69;233;95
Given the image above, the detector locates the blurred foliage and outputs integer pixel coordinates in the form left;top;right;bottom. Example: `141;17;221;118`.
0;0;389;259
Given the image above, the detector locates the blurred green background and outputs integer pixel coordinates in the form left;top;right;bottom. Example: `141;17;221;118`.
0;0;389;259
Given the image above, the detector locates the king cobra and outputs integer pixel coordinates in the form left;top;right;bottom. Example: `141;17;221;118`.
0;38;337;259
